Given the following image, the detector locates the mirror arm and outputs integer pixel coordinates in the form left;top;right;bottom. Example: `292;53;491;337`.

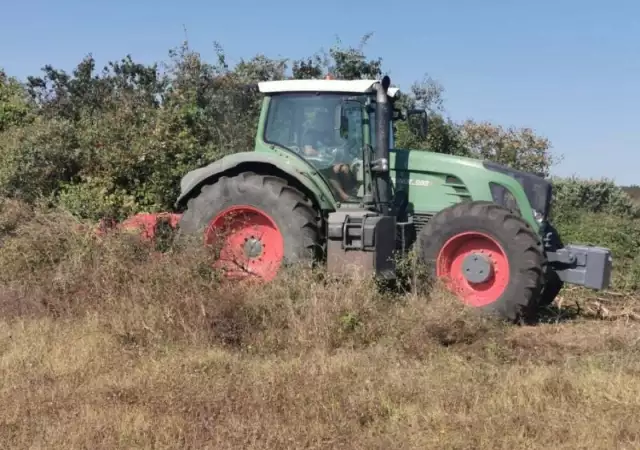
406;108;428;139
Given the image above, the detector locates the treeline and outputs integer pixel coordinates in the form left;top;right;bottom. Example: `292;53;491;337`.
0;36;638;289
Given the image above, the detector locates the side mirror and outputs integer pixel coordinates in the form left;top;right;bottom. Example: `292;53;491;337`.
407;108;428;139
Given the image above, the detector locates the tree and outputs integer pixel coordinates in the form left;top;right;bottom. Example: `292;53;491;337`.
291;55;325;79
0;70;33;131
328;34;383;80
459;120;555;176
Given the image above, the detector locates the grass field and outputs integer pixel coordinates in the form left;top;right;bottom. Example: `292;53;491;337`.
2;200;640;449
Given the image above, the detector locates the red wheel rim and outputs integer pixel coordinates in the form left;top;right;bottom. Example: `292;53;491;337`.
436;231;510;307
204;205;284;281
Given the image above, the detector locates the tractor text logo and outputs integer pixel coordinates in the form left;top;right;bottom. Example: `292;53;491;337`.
395;176;431;187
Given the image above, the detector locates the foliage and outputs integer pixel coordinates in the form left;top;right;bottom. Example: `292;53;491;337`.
552;209;640;291
459;120;556;176
549;178;640;291
394;113;468;156
0;70;33;131
551;177;640;219
0;117;80;202
1;45;265;219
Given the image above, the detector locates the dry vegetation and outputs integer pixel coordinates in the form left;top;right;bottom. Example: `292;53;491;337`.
1;199;640;450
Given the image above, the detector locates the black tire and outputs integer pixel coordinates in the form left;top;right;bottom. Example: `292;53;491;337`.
416;201;544;322
539;267;565;307
178;172;321;277
538;222;565;307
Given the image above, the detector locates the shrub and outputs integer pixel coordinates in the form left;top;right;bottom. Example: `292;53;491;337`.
551;177;639;219
553;209;640;291
0;48;261;220
0;70;33;131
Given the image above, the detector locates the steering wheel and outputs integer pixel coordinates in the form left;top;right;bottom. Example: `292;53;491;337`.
303;146;342;169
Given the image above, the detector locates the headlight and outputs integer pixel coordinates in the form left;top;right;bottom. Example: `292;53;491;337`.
489;182;519;214
483;161;552;220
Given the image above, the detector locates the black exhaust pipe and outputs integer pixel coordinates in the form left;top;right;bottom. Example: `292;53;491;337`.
374;75;392;216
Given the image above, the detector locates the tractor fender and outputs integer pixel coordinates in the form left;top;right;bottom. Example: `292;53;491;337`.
175;151;336;211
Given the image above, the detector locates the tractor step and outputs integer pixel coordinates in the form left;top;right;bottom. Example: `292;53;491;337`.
326;208;397;279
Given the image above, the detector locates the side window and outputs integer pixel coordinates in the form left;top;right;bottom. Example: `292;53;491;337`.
264;97;294;147
264;96;338;154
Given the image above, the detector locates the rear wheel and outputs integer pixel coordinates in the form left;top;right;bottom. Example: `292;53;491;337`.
416;201;544;321
178;172;321;281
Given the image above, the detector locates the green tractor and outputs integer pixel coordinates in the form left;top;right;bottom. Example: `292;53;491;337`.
146;75;612;321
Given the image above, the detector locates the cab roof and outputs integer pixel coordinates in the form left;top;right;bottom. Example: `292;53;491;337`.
257;79;400;98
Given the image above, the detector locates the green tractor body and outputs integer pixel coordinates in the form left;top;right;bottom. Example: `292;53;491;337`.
174;76;613;321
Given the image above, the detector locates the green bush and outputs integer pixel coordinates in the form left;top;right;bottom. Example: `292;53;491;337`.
551;177;639;219
0;48;261;220
0;117;80;202
553;209;640;291
0;70;33;131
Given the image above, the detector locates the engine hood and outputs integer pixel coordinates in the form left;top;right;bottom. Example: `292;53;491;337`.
389;148;553;220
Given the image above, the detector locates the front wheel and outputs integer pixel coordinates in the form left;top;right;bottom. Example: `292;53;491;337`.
416;201;545;321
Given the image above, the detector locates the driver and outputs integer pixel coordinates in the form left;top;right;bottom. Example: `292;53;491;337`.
301;109;358;202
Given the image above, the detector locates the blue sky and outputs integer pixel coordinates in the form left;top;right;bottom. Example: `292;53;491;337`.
1;0;638;184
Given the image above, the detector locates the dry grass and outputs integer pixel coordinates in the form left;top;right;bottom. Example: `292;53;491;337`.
2;199;640;449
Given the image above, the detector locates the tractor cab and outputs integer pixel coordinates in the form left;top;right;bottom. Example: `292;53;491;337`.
256;78;426;207
249;76;416;277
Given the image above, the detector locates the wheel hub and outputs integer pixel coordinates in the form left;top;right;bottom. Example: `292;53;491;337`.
243;236;264;259
436;232;509;307
461;252;493;283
